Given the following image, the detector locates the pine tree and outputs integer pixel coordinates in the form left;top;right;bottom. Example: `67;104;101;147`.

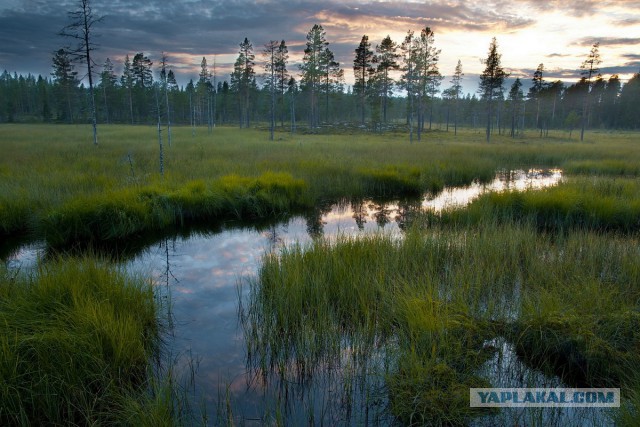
264;40;279;140
412;27;441;138
579;42;601;141
121;54;134;124
197;56;212;130
320;47;341;123
618;72;640;128
230;38;255;128
300;24;328;129
601;74;621;128
353;35;375;124
51;48;78;123
508;78;524;137
132;53;153;89
528;63;546;134
478;37;509;142
275;40;289;128
99;58;116;123
287;77;298;133
401;30;417;143
376;35;400;123
160;53;172;145
448;60;463;135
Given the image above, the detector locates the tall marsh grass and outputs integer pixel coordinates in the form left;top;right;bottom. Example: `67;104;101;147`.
0;257;166;425
246;221;640;423
438;177;640;232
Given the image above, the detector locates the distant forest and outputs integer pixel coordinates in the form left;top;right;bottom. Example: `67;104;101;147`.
2;23;640;134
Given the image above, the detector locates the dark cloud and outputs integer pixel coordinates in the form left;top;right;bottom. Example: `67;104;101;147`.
546;53;571;58
514;0;640;17
613;17;640;26
509;0;602;17
601;64;640;76
574;37;640;47
0;0;540;83
506;65;640;84
0;0;636;86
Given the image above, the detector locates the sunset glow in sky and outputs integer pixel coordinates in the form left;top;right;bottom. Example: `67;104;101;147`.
1;0;639;93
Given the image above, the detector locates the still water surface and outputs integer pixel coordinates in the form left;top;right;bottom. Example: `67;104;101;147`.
8;170;614;424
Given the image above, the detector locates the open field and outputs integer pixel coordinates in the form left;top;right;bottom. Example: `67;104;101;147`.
1;124;639;246
2;124;640;424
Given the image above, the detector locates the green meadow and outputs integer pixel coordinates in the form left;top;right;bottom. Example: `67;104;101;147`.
1;123;638;246
2;123;640;424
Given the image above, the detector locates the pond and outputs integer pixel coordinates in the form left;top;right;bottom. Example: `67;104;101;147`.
7;169;615;425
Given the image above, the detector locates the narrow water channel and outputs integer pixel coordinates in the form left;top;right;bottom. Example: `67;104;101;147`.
7;169;616;425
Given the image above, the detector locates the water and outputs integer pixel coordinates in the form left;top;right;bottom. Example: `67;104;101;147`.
8;169;613;425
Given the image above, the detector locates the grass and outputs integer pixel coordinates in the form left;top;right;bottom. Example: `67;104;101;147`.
1;124;639;246
2;124;640;424
0;257;169;425
40;171;308;246
437;176;640;232
245;219;640;424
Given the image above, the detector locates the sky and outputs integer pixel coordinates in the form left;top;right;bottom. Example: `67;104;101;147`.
1;0;639;94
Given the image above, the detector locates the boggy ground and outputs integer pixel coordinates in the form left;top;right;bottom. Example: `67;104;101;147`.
1;124;640;424
247;220;640;425
1;124;638;246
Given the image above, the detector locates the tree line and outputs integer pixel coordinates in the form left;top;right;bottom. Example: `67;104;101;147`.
2;20;640;137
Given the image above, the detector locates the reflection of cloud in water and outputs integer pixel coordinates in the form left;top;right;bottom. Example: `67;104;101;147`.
6;170;566;424
424;169;562;212
126;169;565;421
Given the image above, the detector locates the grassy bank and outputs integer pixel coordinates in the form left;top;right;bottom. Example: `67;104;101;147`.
246;221;640;424
0;258;175;425
437;176;640;233
1;124;638;245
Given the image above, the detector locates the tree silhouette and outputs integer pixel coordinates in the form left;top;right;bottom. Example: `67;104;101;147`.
479;37;509;143
580;42;601;141
59;0;102;145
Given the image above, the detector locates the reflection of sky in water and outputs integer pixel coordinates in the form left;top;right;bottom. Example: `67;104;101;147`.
10;170;614;425
472;338;615;426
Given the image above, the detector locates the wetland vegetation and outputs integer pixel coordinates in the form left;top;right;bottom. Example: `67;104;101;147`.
2;123;640;425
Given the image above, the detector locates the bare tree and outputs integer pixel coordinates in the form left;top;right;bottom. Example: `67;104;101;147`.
59;0;102;146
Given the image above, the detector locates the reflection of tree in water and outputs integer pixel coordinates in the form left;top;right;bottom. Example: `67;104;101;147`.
395;199;422;231
305;204;332;239
369;202;393;228
264;224;285;252
159;236;179;332
351;200;368;230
